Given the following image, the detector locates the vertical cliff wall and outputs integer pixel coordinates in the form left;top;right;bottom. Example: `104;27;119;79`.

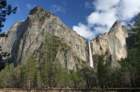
91;21;128;68
0;7;128;70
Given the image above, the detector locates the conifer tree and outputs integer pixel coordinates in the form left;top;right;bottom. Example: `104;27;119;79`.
0;0;17;33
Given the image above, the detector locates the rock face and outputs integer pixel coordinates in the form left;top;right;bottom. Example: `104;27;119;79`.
0;22;19;53
0;7;128;70
10;7;87;70
91;21;128;68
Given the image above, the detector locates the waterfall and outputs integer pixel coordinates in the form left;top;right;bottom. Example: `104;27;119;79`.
88;41;94;68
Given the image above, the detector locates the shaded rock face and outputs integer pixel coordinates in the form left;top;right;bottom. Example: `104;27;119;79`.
0;7;128;70
0;22;19;53
91;21;128;68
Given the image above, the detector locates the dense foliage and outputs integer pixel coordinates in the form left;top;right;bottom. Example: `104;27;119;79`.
96;14;140;88
0;4;140;88
0;0;17;32
0;0;17;70
0;32;97;88
123;14;140;87
0;58;97;88
0;16;140;88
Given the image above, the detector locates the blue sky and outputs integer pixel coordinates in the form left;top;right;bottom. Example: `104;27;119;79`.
3;0;93;32
3;0;140;40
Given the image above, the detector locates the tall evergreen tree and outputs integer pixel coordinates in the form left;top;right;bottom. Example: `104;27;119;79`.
122;13;140;87
0;0;17;33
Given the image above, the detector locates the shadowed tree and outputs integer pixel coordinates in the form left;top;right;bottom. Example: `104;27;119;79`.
0;0;17;33
0;0;17;70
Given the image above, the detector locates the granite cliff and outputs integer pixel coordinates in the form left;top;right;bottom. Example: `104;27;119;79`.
91;21;128;68
0;7;128;70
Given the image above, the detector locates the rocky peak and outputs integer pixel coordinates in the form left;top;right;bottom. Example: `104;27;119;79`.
29;6;52;17
109;21;127;35
91;21;128;68
111;21;121;29
29;6;44;14
9;7;88;70
0;7;128;70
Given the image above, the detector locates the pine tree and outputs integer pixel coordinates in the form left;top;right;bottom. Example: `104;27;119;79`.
0;0;17;33
128;14;140;87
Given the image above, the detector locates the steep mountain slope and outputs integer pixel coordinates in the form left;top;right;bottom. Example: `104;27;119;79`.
91;21;128;68
9;7;88;70
0;22;19;53
0;7;128;70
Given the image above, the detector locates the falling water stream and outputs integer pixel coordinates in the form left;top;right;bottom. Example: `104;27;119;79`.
88;41;94;68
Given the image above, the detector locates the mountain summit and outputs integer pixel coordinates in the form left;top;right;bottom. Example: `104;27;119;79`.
91;21;128;68
0;7;128;69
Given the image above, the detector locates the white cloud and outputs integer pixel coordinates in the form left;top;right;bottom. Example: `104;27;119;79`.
118;0;140;21
93;0;119;11
73;23;94;40
73;0;140;40
87;10;117;26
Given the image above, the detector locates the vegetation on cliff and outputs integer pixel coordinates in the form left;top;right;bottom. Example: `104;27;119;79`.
0;1;139;88
0;17;140;88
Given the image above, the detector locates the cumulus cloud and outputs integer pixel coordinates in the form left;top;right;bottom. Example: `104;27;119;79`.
73;23;94;39
73;0;140;40
93;0;119;11
118;0;140;20
87;10;116;27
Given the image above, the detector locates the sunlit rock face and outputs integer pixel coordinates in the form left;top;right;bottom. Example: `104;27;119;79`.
0;7;128;70
9;7;88;70
91;21;128;68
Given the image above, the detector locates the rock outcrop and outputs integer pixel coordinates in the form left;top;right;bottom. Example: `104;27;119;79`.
0;7;128;70
91;21;128;68
8;7;87;70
